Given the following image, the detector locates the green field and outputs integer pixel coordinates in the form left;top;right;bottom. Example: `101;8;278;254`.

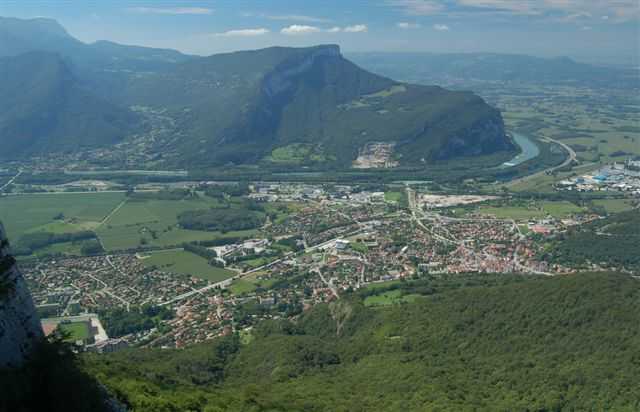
59;321;91;342
0;192;125;239
363;280;402;290
96;197;258;251
266;143;333;164
384;191;403;203
477;201;585;220
591;199;636;214
31;241;87;258
229;279;258;295
141;250;235;282
0;192;260;253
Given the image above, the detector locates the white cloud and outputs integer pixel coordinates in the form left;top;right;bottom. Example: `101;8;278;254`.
388;0;639;22
216;28;270;37
388;0;444;15
263;14;332;23
126;7;213;15
433;23;450;30
457;0;540;15
281;25;322;35
327;26;342;33
344;24;368;33
397;22;422;29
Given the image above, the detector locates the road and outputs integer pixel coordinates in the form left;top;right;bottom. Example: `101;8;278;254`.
507;136;577;187
104;256;134;310
0;169;22;193
100;199;128;226
2;189;160;196
158;224;372;306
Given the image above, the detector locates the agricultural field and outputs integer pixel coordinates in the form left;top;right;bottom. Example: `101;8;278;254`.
31;241;88;258
590;198;636;214
478;83;640;191
96;196;258;251
265;143;333;164
0;191;265;255
140;250;235;282
0;192;125;239
475;200;585;220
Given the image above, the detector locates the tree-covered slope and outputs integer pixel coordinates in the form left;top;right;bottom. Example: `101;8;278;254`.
84;273;640;411
0;52;140;158
545;209;640;271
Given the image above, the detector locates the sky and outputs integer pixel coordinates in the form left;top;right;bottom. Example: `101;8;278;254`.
1;1;638;64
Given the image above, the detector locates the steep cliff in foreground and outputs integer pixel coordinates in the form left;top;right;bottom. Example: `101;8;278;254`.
0;222;43;368
0;222;117;412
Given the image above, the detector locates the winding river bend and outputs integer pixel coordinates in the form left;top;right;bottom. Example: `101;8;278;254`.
501;133;540;168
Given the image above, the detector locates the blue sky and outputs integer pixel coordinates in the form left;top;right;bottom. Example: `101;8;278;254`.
1;1;638;63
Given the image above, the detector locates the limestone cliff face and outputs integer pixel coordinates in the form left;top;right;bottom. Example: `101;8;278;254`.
0;222;43;368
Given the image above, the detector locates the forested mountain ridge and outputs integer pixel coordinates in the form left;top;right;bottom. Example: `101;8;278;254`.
0;17;514;168
83;273;640;411
0;17;192;70
0;51;140;157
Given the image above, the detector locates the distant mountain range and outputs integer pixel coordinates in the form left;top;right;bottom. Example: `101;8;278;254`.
0;17;515;167
348;52;639;89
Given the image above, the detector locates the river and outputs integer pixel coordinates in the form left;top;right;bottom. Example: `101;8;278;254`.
501;133;540;168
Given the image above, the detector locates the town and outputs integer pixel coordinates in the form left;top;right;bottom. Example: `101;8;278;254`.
15;179;637;351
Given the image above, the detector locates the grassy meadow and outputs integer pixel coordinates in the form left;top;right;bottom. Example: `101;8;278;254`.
473;200;585;220
97;196;258;251
0;192;125;239
141;250;235;282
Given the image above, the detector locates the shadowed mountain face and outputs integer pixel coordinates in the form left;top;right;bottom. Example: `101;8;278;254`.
0;52;140;157
0;17;514;167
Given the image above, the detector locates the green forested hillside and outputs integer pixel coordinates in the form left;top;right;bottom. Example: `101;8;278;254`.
0;51;139;157
84;273;640;411
546;209;640;271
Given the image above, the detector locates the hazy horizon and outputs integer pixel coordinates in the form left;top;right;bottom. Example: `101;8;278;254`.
1;0;638;66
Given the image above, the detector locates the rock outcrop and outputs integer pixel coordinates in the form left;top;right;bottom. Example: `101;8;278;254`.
0;222;43;368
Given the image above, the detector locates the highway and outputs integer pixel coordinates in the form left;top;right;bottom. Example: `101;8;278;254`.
0;169;22;193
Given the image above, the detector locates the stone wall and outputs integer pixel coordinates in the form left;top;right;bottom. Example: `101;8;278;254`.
0;222;43;368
